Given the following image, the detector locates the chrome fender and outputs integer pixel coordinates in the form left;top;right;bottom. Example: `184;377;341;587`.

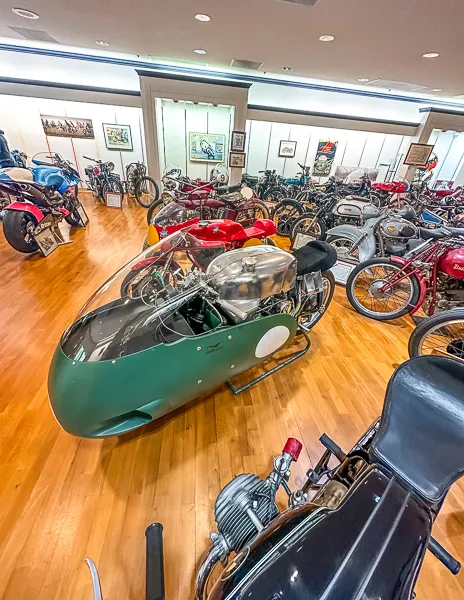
326;224;376;262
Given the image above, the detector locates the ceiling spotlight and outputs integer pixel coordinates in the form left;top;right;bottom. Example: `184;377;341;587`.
12;7;39;19
431;88;442;92
195;13;211;21
96;40;110;46
194;49;207;55
319;34;335;42
423;52;439;58
282;66;293;71
358;78;370;83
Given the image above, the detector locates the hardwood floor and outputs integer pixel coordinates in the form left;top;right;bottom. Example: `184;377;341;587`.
0;194;463;599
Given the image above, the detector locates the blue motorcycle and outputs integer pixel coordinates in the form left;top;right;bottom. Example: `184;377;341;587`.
0;152;86;254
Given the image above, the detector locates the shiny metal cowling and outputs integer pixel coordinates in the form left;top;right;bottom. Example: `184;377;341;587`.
380;217;418;239
207;246;296;318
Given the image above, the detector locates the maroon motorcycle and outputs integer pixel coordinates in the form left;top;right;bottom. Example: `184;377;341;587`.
346;226;464;320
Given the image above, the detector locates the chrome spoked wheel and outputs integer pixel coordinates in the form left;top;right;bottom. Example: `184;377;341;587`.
409;309;464;359
326;235;359;263
346;259;420;320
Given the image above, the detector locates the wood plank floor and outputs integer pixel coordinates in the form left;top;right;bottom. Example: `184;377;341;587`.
0;194;463;599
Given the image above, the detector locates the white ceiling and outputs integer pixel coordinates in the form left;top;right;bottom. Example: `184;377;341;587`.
0;0;462;96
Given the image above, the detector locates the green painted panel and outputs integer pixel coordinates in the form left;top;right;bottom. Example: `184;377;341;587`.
48;314;298;438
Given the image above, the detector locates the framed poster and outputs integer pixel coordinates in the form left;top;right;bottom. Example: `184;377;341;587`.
102;123;133;151
189;132;225;162
41;115;94;139
229;152;246;168
279;140;297;158
231;130;246;152
313;140;338;176
404;143;434;167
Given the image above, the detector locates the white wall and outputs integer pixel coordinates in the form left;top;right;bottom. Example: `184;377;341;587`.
245;119;410;182
0;94;146;186
155;99;234;180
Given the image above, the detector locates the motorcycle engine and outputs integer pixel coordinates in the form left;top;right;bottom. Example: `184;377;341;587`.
423;273;464;314
213;473;279;554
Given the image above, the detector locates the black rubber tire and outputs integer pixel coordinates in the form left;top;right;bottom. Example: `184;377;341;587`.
147;198;170;225
236;200;270;222
103;177;125;204
346;257;421;321
64;199;83;227
135;176;160;208
271;199;304;237
2;210;39;253
408;308;464;358
291;213;327;242
298;270;336;331
263;187;286;203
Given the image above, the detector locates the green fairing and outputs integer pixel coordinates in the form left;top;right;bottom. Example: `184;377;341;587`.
48;313;298;438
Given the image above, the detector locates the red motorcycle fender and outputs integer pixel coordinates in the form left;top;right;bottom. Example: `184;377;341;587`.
390;256;426;315
5;201;44;223
254;218;277;236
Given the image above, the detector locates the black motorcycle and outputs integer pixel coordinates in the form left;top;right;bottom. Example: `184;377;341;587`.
84;156;125;203
84;355;464;600
242;169;287;202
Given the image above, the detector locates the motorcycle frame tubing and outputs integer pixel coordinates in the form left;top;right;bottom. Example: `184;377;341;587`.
381;241;445;315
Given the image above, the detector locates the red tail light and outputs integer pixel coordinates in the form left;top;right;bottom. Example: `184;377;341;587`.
93;166;101;175
283;438;302;461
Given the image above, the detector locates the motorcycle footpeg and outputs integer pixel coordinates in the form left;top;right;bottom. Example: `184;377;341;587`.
145;523;166;600
319;433;347;463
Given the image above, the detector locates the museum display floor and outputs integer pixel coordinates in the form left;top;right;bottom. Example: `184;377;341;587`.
0;196;463;599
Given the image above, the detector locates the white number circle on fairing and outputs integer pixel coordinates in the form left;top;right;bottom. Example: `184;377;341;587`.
255;326;291;358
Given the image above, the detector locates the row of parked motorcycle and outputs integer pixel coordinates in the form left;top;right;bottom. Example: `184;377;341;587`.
43;163;464;597
0;142;160;254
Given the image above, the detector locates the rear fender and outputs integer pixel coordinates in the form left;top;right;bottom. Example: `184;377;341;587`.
5;201;44;223
390;256;426;314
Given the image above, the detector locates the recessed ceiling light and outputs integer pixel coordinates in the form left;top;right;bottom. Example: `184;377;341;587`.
431;88;442;92
195;13;211;22
194;49;207;55
358;78;370;83
423;52;439;58
96;40;110;46
12;7;39;19
282;66;293;71
319;34;335;42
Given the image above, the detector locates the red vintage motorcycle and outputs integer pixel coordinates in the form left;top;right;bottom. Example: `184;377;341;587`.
147;178;269;225
345;227;464;320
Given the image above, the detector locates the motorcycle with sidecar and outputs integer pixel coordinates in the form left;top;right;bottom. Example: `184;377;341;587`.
83;355;464;600
48;231;336;438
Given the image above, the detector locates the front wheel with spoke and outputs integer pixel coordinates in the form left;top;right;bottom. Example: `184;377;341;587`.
271;199;304;237
408;309;464;359
325;234;359;263
346;258;420;321
291;213;326;243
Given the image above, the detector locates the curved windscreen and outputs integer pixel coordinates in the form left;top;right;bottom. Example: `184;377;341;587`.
61;231;226;362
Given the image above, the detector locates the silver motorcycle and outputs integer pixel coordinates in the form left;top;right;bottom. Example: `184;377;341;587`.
325;205;421;263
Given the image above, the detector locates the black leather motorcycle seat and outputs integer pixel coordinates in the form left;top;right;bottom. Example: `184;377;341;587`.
371;356;464;504
216;468;431;600
216;183;241;194
293;240;337;275
242;174;258;184
418;227;450;240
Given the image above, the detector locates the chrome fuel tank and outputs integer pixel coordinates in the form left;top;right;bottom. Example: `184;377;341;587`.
206;246;296;317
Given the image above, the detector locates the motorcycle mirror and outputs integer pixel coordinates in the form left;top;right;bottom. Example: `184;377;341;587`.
240;186;253;200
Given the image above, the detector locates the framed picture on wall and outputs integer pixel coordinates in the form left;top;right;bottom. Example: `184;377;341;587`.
41;115;94;139
231;130;246;152
102;123;133;151
403;143;434;167
189;132;225;162
278;140;297;158
229;152;246;168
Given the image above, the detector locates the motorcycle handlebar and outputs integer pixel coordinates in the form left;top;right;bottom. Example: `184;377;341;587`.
428;536;461;575
83;156;97;162
145;524;166;600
